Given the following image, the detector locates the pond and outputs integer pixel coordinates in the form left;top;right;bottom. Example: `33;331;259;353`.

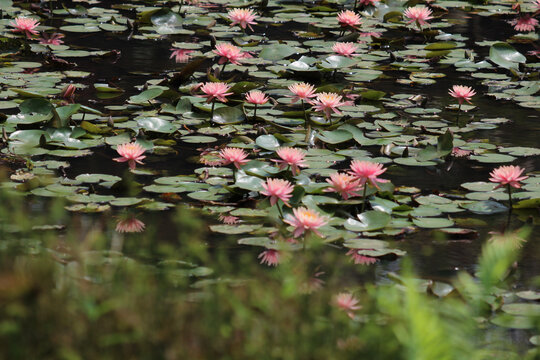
0;0;539;358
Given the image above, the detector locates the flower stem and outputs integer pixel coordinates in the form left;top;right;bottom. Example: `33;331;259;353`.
220;62;227;75
210;100;216;119
456;102;461;124
361;185;368;213
253;104;257;121
507;183;513;210
277;202;284;220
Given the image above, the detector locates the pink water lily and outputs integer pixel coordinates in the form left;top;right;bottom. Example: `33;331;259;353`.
260;178;294;206
512;15;538;32
284;207;328;238
170;48;194;63
288;82;317;104
449;85;476;105
346;249;378;265
489;165;528;189
273;147;307;175
213;43;250;65
332;42;358;57
113;143;146;170
245;90;269;105
116;217;146;233
334;293;361;318
10;17;40;38
310;92;348;120
258;249;281;266
219;147;249;169
228;8;258;31
349;160;389;189
39;32;64;45
403;6;433;28
197;82;233;103
337;10;362;30
324;172;362;200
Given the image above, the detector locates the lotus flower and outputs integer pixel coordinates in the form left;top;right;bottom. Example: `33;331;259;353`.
489;165;528;190
403;6;433;28
512;15;538;32
273;147;307;175
324;172;362;200
310;92;348;121
260;178;294;206
349;160;389;189
170;48;194;63
116;217;146;233
288;82;317;104
258;249;281;266
228;8;258;31
219;147;249;169
346;249;378;265
334;293;361;318
213;43;250;65
284;207;328;238
39;32;64;45
449;85;476;105
245;90;269;105
337;10;362;30
198;82;233;103
113;143;146;170
10;17;40;38
332;42;358;57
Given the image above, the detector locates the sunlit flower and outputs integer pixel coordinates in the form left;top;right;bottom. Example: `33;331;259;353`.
198;82;233;103
334;293;361;318
273;147;307;176
332;42;358;57
489;165;528;189
170;48;194;63
245;90;269;105
228;8;258;31
288;82;317;104
311;92;347;120
258;249;281;266
337;10;362;30
449;85;476;105
346;249;378;265
403;6;433;27
349;160;389;189
261;178;294;206
219;147;249;169
284;207;328;238
115;217;146;233
213;43;250;65
512;15;538;32
39;32;64;45
218;214;240;224
113;143;146;170
324;172;362;200
10;17;40;38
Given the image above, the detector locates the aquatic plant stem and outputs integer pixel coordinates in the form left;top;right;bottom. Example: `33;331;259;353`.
253;104;258;120
456;103;461;123
507;184;513;210
210;100;216;119
276;203;284;220
361;185;368;213
220;62;227;75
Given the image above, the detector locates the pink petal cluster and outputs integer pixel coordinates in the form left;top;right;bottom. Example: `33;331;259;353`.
403;6;433;26
261;178;294;206
346;249;378;265
228;8;258;31
284;207;328;238
334;293;361;318
115;217;146;233
170;48;194;63
489;165;528;189
60;84;76;100
245;90;269;105
213;43;250;65
512;15;538;32
39;32;64;45
349;160;389;189
332;42;358;57
288;82;317;104
337;10;362;29
273;147;307;176
219;147;249;169
218;214;240;224
258;249;281;266
10;17;40;38
324;172;362;200
113;143;146;170
449;85;476;105
311;92;348;120
198;82;233;103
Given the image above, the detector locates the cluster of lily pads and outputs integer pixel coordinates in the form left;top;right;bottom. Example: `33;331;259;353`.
0;0;538;272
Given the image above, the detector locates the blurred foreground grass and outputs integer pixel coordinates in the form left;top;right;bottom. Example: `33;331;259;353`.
0;189;538;360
